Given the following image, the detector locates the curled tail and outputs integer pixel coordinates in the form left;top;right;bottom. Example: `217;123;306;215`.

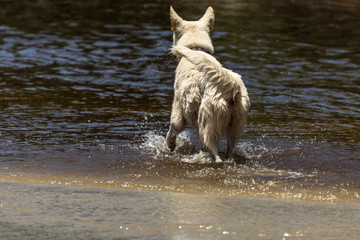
171;46;249;111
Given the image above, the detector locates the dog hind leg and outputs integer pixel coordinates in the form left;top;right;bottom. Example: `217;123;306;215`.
198;98;230;163
199;127;222;163
166;100;186;152
225;130;239;159
225;106;246;159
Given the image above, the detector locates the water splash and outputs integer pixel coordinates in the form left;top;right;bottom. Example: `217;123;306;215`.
134;131;360;202
141;130;214;164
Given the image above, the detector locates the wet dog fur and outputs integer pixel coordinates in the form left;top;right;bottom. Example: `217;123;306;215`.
166;6;250;163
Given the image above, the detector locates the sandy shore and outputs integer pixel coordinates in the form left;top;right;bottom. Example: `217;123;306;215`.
1;180;359;240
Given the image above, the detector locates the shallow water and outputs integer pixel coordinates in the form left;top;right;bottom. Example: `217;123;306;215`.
0;0;360;239
1;182;359;240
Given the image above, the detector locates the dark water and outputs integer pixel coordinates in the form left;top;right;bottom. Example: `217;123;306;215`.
0;0;360;238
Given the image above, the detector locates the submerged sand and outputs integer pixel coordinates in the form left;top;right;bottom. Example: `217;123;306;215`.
0;179;359;240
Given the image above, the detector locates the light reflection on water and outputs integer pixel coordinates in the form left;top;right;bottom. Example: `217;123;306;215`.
0;0;360;238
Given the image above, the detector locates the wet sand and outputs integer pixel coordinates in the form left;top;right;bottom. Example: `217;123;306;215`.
1;180;359;240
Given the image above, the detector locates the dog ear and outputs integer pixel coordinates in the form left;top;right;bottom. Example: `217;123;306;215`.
170;6;184;33
199;7;215;32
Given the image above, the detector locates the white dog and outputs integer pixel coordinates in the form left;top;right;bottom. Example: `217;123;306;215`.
166;6;250;163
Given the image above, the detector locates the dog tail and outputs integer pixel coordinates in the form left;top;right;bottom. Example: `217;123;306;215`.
171;46;249;110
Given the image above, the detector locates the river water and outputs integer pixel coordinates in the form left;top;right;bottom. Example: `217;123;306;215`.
0;0;359;239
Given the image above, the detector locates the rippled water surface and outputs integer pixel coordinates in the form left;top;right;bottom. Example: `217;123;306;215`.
1;0;360;239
